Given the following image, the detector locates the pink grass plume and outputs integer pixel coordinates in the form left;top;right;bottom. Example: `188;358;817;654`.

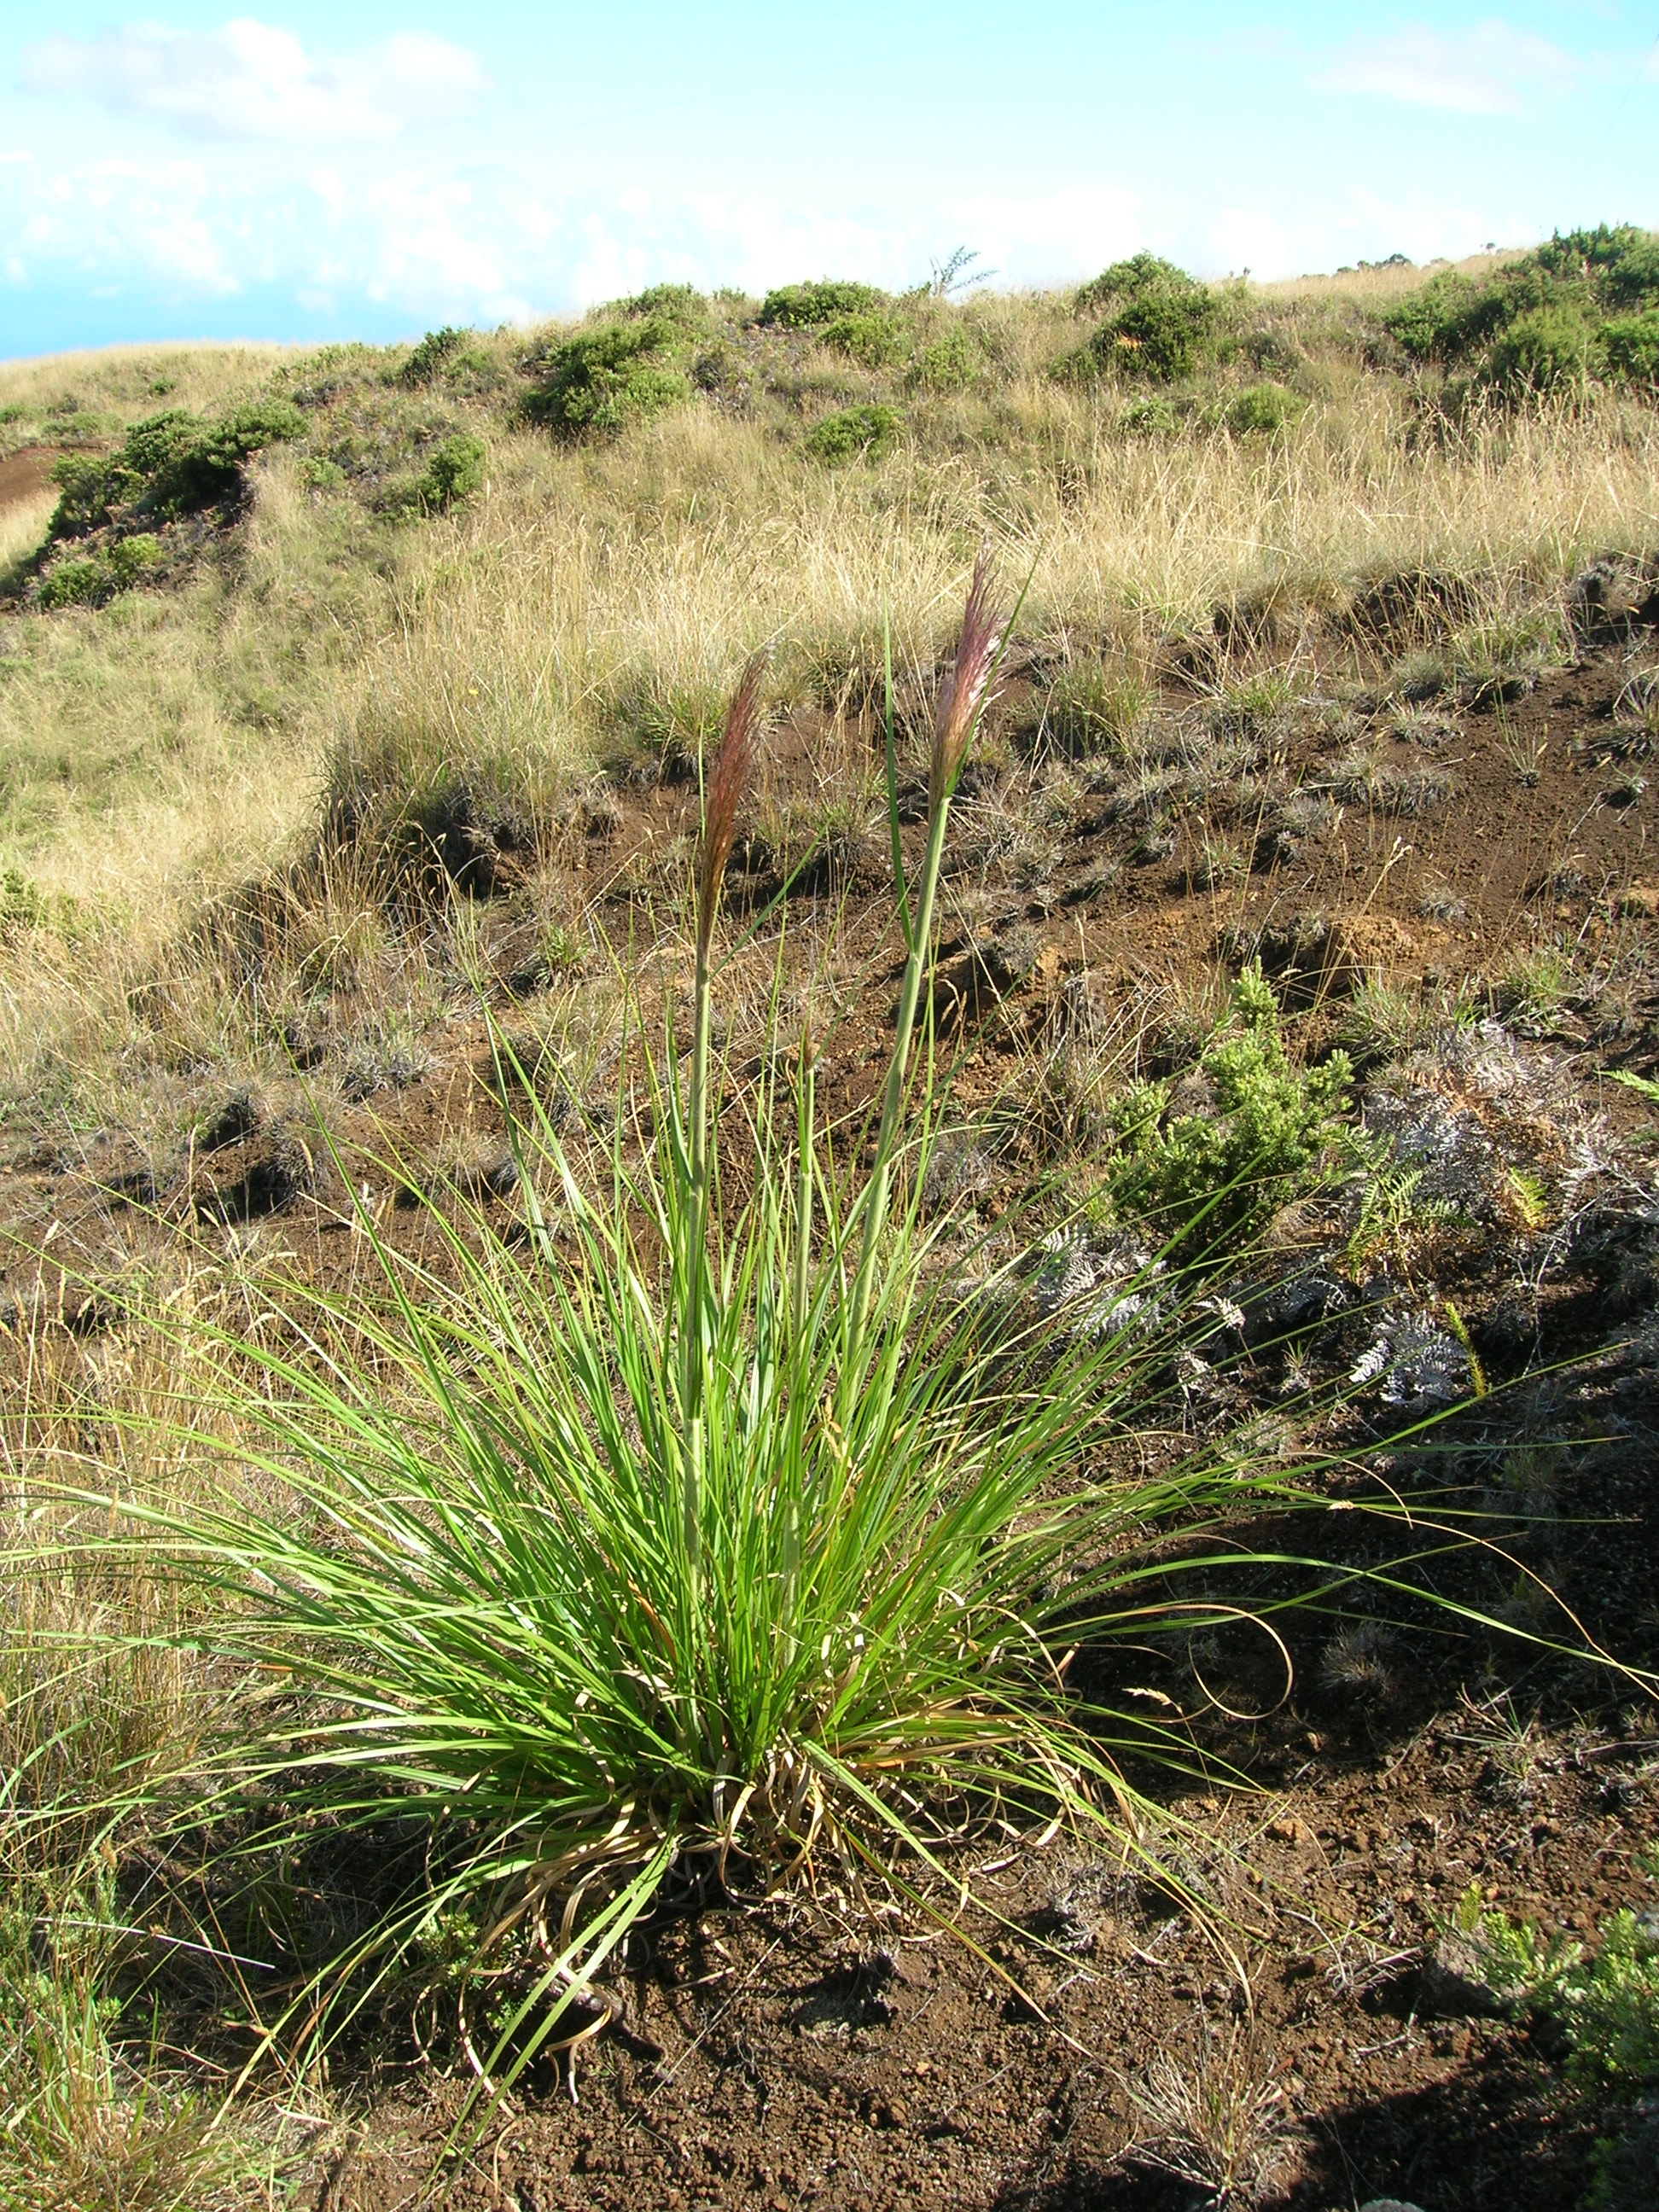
929;545;1006;812
697;650;770;957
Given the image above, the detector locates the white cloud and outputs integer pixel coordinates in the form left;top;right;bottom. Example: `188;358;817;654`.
1206;207;1290;277
1313;18;1581;114
18;19;488;143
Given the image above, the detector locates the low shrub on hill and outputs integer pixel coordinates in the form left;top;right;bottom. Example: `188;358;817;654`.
818;311;905;368
1069;253;1220;386
1381;224;1659;402
911;323;981;393
1105;961;1353;1253
1222;380;1306;434
758;278;884;329
48;399;306;539
805;402;902;462
521;318;692;436
411;431;489;511
399;326;466;387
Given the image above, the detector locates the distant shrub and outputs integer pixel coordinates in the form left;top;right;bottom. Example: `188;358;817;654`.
1483;306;1597;397
818;311;904;368
37;558;105;608
1380;270;1496;363
106;532;161;580
1603;309;1659;387
522;319;692;436
301;457;346;489
1074;253;1197;317
399;326;466;387
804;403;902;463
911;324;981;393
758;279;883;329
618;282;707;326
1224;381;1306;434
1604;231;1659;307
414;432;488;510
1071;258;1218;386
37;531;161;608
1118;395;1179;435
1380;226;1659;400
1107;961;1352;1251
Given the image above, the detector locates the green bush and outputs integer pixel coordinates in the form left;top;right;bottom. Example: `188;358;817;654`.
618;282;707;326
1106;961;1353;1250
1564;1912;1659;2093
414;432;488;510
1074;252;1198;317
1118;395;1179;435
37;558;107;608
1604;309;1659;387
399;326;466;387
1074;259;1219;385
1483;306;1598;396
818;311;904;368
104;532;160;581
911;324;981;393
804;402;902;463
1378;227;1659;397
1381;270;1496;363
1606;231;1659;307
47;400;306;540
1224;381;1306;434
521;318;692;436
37;531;160;608
758;279;882;329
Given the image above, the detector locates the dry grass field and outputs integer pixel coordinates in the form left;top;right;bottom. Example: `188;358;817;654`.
3;239;1658;2211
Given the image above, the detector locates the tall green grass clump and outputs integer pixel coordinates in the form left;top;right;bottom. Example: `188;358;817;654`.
37;558;1540;2128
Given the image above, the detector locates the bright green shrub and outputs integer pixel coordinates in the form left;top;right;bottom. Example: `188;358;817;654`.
1483;306;1597;396
1563;1912;1659;2093
619;282;707;326
1074;253;1197;317
1118;395;1179;435
911;325;981;393
521;319;692;436
38;557;110;608
399;326;466;386
1603;309;1659;386
414;432;488;509
1107;961;1352;1249
1225;381;1305;434
1606;231;1659;306
104;533;160;581
1382;270;1499;363
818;311;903;367
47;452;123;538
758;279;882;329
805;402;901;462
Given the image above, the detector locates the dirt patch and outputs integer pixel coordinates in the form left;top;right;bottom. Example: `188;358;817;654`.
0;445;61;517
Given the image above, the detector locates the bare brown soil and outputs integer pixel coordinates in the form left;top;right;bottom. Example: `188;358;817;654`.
5;610;1659;2211
0;445;60;517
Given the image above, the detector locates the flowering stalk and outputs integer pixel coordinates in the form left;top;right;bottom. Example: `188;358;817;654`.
844;549;1006;1374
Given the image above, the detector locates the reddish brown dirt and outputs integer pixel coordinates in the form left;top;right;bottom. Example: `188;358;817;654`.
0;444;61;517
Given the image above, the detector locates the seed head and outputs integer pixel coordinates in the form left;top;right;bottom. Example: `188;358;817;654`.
698;650;769;955
930;545;1006;812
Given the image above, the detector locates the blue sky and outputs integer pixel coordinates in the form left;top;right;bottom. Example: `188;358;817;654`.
2;2;1656;355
